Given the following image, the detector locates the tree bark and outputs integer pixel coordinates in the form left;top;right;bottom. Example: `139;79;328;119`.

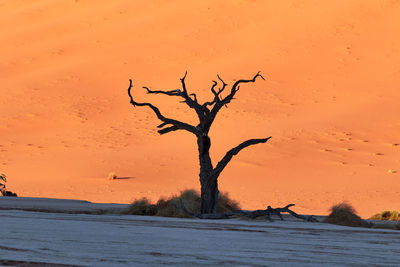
200;175;218;214
197;134;219;214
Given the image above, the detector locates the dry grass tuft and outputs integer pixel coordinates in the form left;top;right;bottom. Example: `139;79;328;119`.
218;192;240;213
324;202;371;228
370;210;400;221
124;189;240;218
124;198;157;216
153;196;188;218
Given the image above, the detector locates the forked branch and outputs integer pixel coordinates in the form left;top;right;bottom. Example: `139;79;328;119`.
128;79;199;136
221;71;264;106
143;86;181;96
205;72;265;130
203;75;228;108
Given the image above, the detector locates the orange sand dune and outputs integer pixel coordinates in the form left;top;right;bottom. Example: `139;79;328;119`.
1;0;400;217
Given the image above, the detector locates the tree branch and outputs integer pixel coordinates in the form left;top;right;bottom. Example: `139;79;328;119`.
179;73;201;109
158;125;179;135
206;72;265;130
231;204;319;222
213;136;271;176
224;71;265;105
157;122;169;128
141;73;206;122
189;93;197;102
203;81;219;107
128;79;199;136
180;71;189;94
216;74;228;95
177;72;211;121
203;75;228;108
143;86;181;96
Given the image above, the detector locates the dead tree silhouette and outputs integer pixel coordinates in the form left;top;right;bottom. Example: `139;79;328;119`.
127;72;271;214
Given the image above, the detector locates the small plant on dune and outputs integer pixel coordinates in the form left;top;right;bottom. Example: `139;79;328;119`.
125;189;240;218
324;202;371;228
0;173;6;194
108;172;117;180
370;210;400;221
0;173;17;197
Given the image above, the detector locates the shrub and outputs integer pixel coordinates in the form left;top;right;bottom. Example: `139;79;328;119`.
179;189;201;213
155;189;202;218
0;173;17;197
124;198;157;216
154;197;187;218
0;173;6;193
218;192;240;213
324;202;371;228
125;189;240;217
369;210;400;221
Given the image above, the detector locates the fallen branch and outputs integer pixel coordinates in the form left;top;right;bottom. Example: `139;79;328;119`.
182;202;318;222
241;204;319;222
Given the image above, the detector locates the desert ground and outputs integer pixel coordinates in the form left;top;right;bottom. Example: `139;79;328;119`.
0;198;400;266
1;0;400;217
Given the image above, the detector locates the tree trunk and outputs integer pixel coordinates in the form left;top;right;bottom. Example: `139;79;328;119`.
197;134;219;214
200;175;218;214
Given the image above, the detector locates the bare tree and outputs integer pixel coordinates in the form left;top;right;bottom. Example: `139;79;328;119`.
128;72;271;214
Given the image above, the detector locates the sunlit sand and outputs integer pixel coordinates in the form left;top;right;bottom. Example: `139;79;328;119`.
1;0;400;218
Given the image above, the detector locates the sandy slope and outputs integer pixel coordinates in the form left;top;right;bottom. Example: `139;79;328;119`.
1;0;400;217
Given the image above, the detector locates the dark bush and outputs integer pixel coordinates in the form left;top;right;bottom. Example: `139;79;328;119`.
124;198;157;216
218;192;240;213
324;202;371;228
